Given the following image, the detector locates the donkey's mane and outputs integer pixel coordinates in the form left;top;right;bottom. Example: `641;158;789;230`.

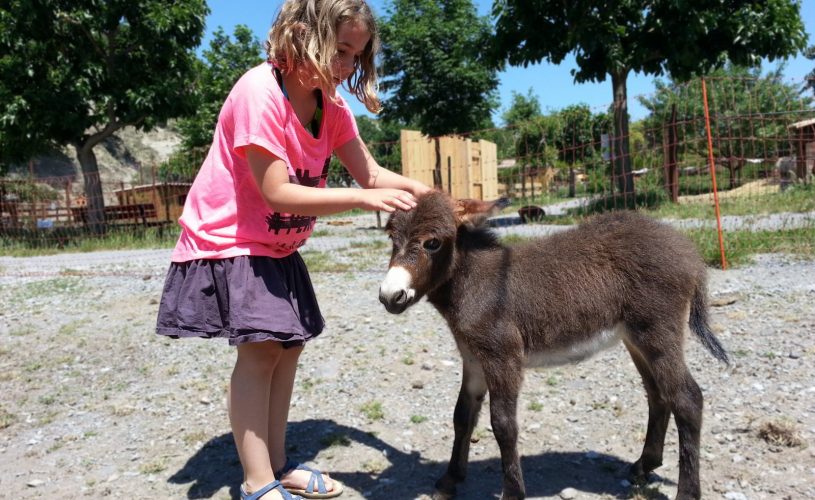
456;223;503;252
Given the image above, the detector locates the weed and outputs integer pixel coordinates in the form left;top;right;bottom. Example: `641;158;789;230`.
360;401;384;421
527;401;543;412
410;415;428;424
139;459;168;475
320;432;351;448
0;406;17;429
361;458;388;474
182;430;210;446
758;419;805;448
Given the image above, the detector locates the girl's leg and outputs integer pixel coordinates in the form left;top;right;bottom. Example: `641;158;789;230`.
268;345;339;494
230;341;284;494
267;345;303;471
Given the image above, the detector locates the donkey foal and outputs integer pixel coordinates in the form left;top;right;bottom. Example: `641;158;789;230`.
378;191;728;500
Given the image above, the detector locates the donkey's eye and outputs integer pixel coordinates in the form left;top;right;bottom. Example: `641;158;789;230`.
423;238;442;252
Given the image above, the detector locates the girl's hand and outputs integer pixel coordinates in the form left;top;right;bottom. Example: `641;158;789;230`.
358;188;418;213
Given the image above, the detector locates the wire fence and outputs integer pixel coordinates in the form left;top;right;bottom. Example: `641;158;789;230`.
2;76;814;268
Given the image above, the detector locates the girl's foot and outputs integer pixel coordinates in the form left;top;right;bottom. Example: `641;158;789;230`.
277;463;343;498
242;481;296;500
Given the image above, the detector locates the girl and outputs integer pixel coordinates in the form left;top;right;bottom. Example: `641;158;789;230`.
156;1;430;499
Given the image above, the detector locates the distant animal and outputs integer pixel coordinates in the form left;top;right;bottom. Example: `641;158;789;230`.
378;191;729;500
775;156;797;190
517;205;544;223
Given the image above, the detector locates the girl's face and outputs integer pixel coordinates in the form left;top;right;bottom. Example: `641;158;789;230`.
332;20;370;86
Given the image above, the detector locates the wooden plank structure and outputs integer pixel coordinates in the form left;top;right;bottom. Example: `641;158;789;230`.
789;117;815;180
112;182;191;223
400;130;498;201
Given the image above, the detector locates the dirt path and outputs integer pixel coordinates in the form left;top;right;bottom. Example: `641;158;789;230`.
1;222;813;499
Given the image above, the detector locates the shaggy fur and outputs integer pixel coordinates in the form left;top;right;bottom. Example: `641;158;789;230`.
379;190;728;500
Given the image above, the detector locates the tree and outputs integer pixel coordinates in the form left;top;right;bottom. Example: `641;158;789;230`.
491;0;808;206
640;65;813;157
178;25;263;151
379;0;499;137
639;63;813;188
805;45;815;97
0;0;208;232
159;25;264;182
502;89;541;127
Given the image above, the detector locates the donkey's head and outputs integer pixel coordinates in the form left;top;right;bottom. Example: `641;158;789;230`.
378;190;502;314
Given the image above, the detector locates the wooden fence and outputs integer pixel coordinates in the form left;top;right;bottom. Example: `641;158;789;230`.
400;130;499;201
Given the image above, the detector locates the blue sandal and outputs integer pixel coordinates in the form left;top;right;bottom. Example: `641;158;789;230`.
275;458;344;499
240;479;303;500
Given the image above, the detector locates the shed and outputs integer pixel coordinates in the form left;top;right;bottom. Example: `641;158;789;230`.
400;130;498;201
789;117;815;180
112;182;192;223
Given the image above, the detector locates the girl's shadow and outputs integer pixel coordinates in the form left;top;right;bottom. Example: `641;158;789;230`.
168;418;671;499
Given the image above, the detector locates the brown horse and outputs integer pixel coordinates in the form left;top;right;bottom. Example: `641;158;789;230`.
378;191;728;500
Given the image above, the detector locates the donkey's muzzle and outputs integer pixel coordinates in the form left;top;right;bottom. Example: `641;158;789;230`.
379;265;416;314
379;289;411;314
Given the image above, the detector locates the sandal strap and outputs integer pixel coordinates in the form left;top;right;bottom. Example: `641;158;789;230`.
276;458;328;495
241;479;301;500
299;463;326;494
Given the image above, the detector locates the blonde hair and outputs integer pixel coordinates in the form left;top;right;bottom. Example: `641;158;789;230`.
266;0;381;113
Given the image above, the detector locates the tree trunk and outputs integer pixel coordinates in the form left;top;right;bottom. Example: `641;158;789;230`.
76;142;106;234
568;166;576;198
611;69;635;206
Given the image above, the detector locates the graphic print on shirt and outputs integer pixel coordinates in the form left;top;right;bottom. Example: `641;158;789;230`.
264;157;332;246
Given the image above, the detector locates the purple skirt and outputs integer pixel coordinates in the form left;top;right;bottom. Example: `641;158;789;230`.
155;254;324;347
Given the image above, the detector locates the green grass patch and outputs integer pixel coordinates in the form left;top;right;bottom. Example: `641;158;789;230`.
410;415;428;424
301;251;353;273
683;226;815;268
360;401;384;421
0;224;179;257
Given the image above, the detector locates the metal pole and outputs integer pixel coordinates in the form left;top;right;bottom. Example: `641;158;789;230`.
701;77;728;270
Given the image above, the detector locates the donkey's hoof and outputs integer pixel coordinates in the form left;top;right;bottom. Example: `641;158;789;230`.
627;462;649;485
434;475;458;499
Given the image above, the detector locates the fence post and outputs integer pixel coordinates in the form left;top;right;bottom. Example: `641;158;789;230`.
701;77;728;270
663;104;679;203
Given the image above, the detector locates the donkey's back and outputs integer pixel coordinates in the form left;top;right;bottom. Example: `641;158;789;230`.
501;210;713;361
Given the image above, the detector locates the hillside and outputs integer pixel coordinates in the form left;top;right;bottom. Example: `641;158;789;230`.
5;124;183;190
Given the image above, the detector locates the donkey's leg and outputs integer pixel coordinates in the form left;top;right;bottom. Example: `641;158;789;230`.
623;340;671;483
486;361;525;500
629;329;704;500
435;349;488;497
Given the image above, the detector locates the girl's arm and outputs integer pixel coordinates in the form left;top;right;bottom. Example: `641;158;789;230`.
247;145;417;216
335;136;432;197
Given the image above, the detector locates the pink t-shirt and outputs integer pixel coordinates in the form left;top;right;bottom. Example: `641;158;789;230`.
171;63;359;262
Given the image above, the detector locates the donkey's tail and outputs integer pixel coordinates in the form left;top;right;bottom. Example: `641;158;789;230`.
689;283;730;365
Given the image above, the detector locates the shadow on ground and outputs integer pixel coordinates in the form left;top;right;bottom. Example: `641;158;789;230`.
168;418;672;499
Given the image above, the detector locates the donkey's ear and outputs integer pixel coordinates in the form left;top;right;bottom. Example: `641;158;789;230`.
453;198;504;228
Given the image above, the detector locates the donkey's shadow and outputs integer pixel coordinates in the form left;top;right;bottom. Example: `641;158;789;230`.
169;418;671;499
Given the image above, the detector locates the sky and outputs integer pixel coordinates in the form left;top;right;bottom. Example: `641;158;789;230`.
202;0;815;125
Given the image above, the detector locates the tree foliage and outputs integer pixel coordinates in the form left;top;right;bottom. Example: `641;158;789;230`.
159;25;264;182
178;25;264;151
638;64;813;160
491;0;808;203
502;89;541;127
0;0;208;231
379;0;499;136
805;45;815;97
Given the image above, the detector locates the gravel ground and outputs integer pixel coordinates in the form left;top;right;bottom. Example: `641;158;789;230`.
1;213;814;500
